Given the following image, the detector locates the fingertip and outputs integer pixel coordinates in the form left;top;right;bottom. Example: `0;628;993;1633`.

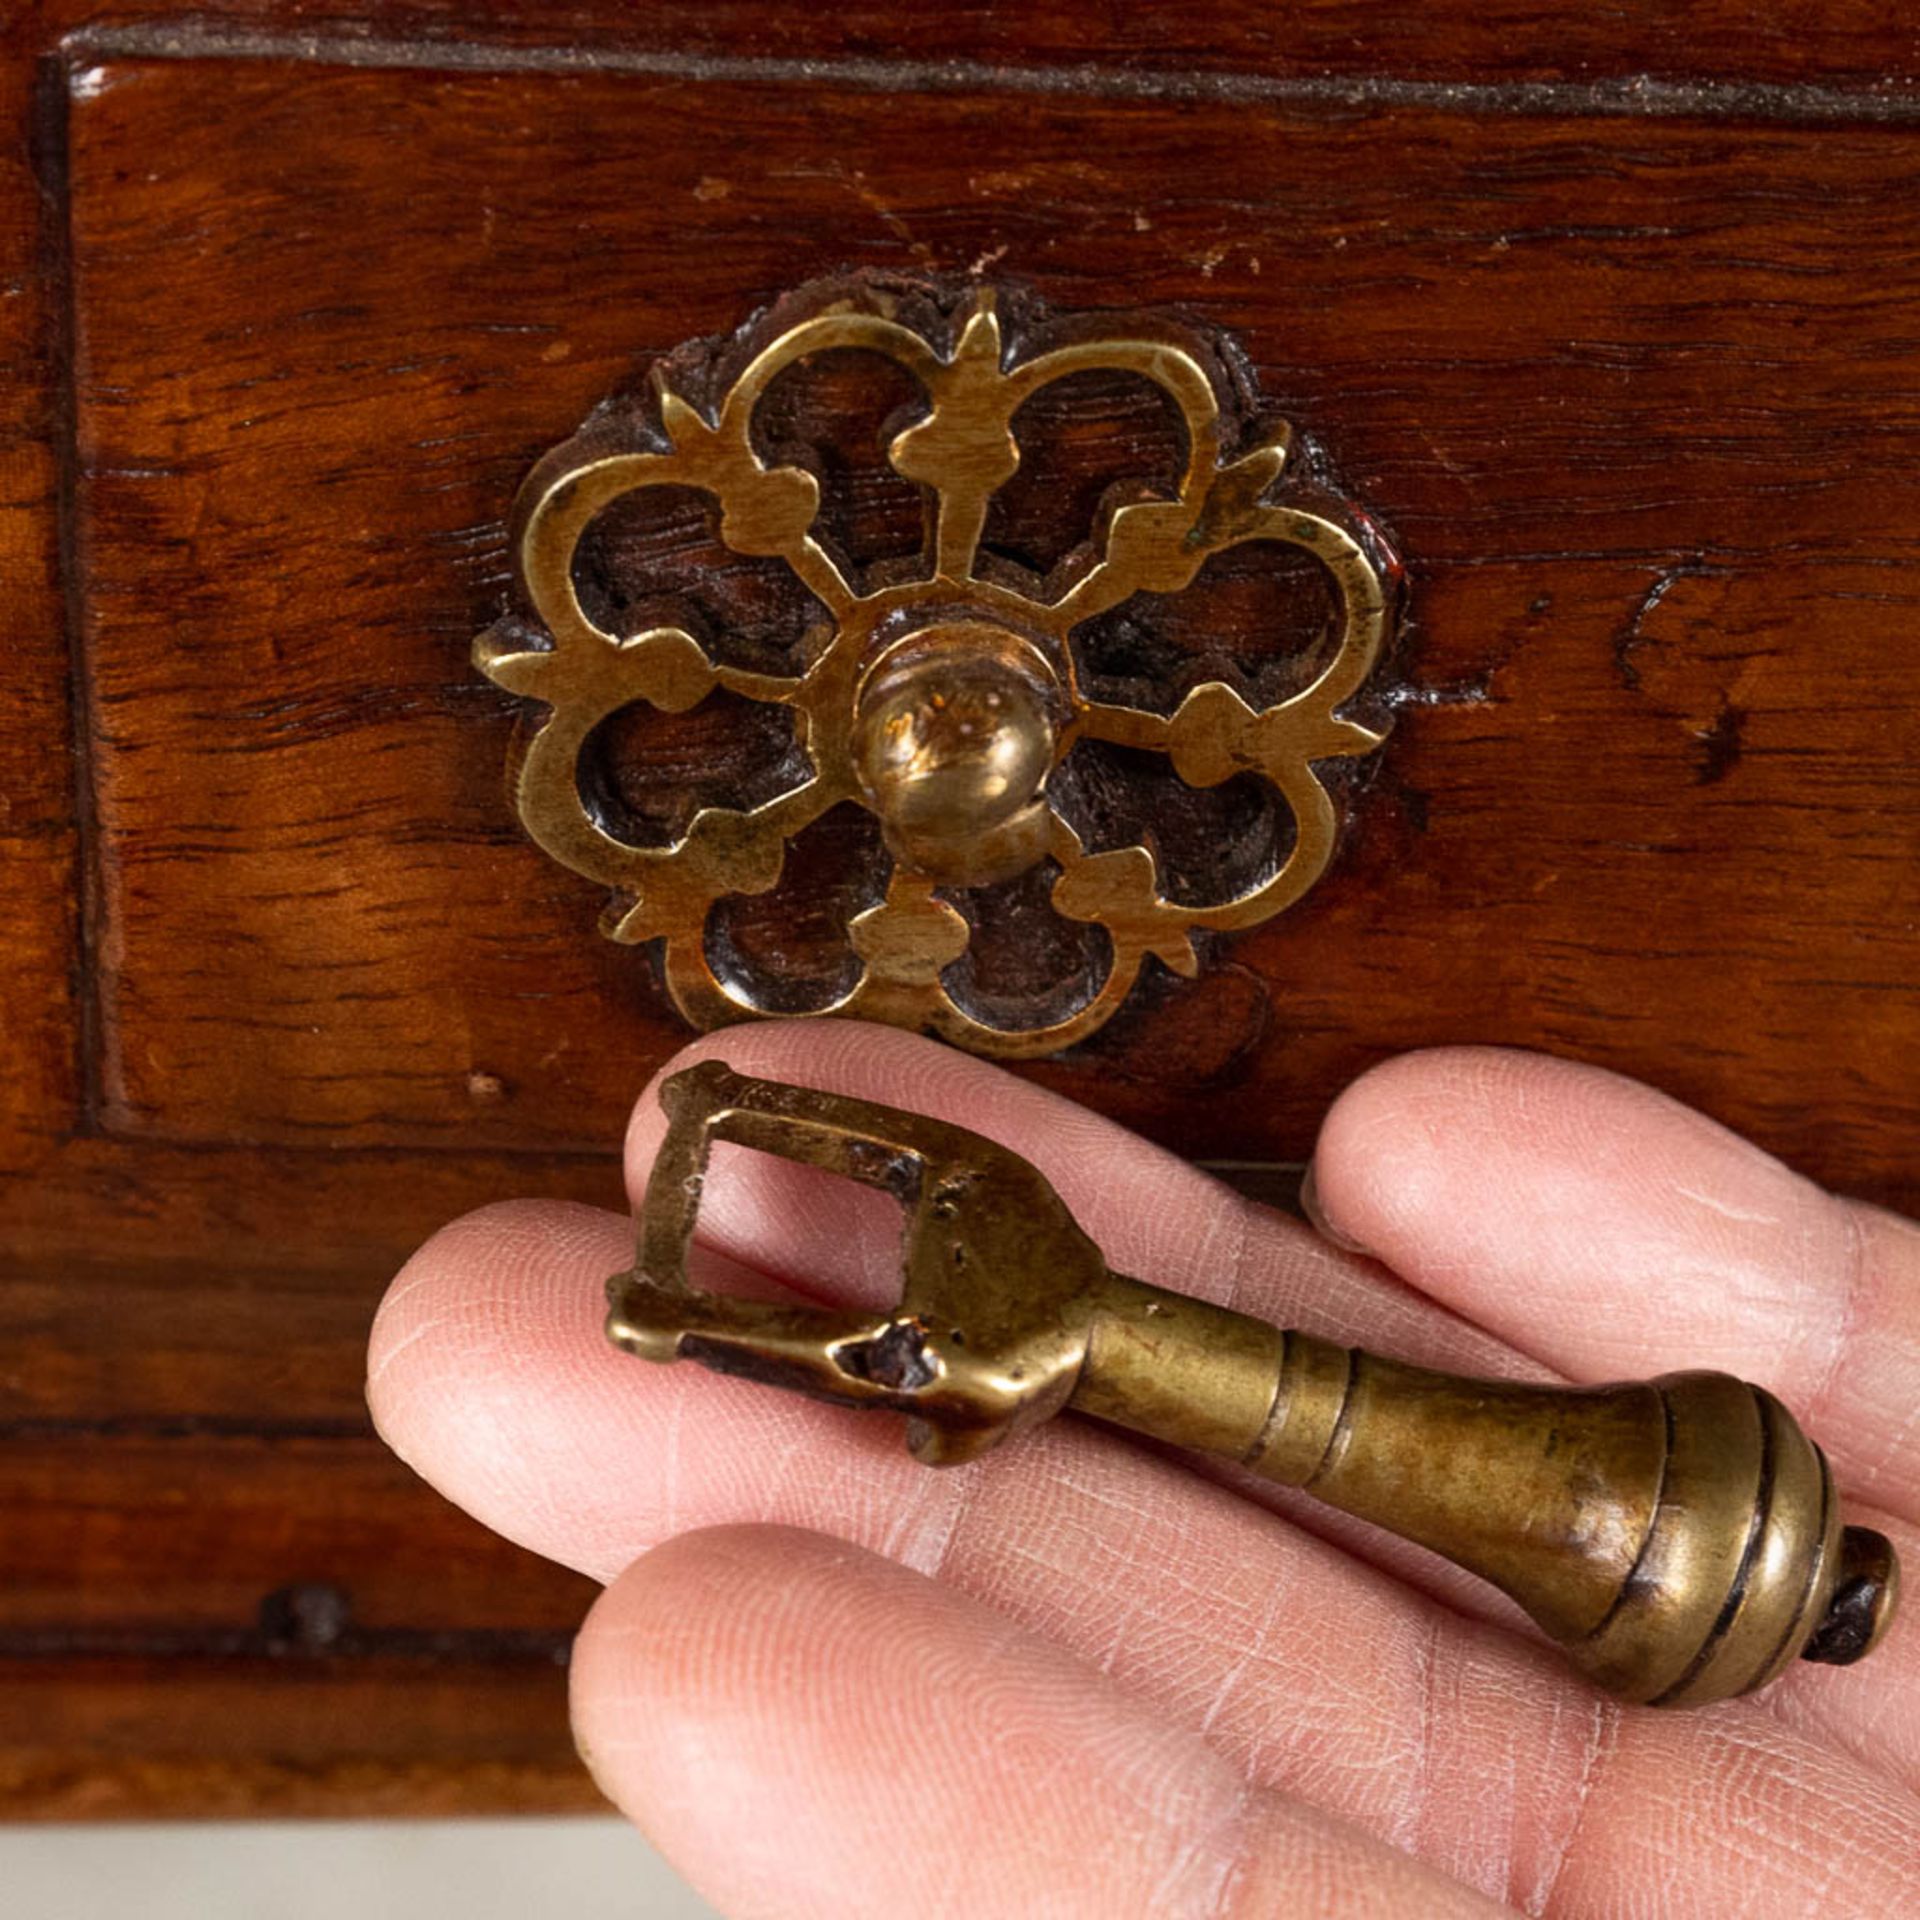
567;1525;974;1907
567;1524;781;1804
1308;1046;1563;1248
1297;1158;1371;1256
368;1198;607;1414
569;1524;863;1766
366;1197;635;1547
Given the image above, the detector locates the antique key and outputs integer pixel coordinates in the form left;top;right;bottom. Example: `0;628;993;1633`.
608;1061;1900;1707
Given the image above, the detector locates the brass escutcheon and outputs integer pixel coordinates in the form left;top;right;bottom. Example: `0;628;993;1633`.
479;276;1401;1055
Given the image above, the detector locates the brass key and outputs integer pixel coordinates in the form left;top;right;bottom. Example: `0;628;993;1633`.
607;1061;1899;1707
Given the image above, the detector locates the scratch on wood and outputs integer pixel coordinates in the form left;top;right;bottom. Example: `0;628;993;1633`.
1615;555;1732;691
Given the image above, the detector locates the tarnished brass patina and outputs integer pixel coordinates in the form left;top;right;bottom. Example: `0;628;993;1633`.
610;1063;1901;1707
480;281;1396;1055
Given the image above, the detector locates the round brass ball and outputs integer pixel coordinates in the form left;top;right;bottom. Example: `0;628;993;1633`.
852;625;1062;888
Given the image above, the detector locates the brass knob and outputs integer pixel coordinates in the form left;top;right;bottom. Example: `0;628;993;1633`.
609;1064;1901;1708
852;625;1061;887
478;274;1400;1055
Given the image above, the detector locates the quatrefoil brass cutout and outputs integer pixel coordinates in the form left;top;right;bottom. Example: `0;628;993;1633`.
479;275;1401;1056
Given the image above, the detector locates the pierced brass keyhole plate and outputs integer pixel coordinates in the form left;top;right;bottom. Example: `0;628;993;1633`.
479;275;1400;1056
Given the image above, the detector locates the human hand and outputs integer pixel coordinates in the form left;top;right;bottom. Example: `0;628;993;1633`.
369;1024;1919;1916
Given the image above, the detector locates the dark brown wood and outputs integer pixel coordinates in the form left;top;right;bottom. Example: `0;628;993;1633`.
0;1253;604;1815
43;53;1920;1185
0;1431;590;1636
1;1661;599;1817
0;1;1916;1820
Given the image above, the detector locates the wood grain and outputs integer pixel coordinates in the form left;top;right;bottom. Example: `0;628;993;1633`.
0;4;1915;1822
52;55;1920;1193
1;1661;599;1817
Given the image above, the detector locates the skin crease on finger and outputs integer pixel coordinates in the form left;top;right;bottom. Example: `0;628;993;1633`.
368;1024;1920;1915
572;1524;1510;1920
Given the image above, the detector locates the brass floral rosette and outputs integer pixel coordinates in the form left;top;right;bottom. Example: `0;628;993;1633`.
479;279;1399;1056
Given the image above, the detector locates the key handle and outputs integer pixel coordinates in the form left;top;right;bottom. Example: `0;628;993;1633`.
610;1061;1114;1463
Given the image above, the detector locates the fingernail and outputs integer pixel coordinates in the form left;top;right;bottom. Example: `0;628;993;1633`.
1298;1160;1371;1255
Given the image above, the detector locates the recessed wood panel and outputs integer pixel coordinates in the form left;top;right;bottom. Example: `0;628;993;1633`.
68;56;1920;1193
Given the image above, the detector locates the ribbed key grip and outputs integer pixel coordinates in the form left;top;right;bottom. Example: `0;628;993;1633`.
1245;1338;1895;1706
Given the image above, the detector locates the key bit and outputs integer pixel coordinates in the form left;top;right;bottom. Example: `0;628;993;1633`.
607;1061;1900;1708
